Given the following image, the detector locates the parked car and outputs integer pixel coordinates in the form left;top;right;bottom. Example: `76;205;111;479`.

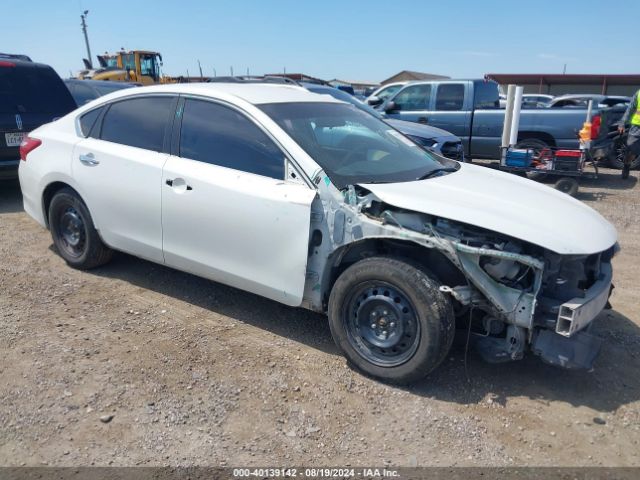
548;94;630;109
501;94;555;109
64;79;140;106
1;58;76;179
19;83;618;383
380;79;606;160
522;94;554;109
365;82;408;107
302;83;465;161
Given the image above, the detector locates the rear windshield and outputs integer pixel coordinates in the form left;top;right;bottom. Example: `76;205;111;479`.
0;64;76;114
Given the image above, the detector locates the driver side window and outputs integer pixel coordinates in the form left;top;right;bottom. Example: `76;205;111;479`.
179;99;285;180
392;85;432;111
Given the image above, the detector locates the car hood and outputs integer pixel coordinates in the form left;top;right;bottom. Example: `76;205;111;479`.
359;163;617;255
385;119;459;142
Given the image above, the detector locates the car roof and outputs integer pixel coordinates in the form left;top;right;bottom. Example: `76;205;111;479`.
94;82;345;105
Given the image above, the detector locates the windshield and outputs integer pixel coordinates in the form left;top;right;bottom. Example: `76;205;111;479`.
260;102;449;188
376;84;403;101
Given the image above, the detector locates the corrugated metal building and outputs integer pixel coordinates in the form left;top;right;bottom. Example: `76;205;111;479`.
486;73;640;96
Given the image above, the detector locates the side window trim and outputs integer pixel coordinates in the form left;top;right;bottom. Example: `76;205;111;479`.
174;94;314;188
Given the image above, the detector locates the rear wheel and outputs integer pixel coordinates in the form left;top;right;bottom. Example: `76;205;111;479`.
609;139;640;170
516;137;551;157
48;188;112;269
328;257;455;384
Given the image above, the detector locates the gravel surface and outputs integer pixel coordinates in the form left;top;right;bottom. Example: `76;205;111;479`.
0;167;639;467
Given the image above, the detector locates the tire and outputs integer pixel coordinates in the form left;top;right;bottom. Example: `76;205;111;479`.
48;188;112;269
328;257;455;384
554;177;579;196
515;138;551;157
608;138;640;170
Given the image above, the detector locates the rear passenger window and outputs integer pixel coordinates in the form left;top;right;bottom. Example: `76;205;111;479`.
79;107;102;137
100;96;174;151
436;84;465;111
179;99;284;179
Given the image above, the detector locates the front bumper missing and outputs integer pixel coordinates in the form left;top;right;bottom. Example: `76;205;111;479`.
555;263;613;337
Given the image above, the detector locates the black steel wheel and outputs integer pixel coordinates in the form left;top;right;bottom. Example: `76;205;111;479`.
57;205;87;258
344;283;421;367
328;257;455;384
48;188;112;269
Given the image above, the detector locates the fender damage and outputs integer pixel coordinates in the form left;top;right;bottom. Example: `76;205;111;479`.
302;176;617;370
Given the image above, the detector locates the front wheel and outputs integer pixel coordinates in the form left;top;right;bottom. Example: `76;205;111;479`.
48;188;113;269
328;257;455;384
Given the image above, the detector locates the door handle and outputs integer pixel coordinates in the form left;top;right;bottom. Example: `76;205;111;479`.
165;178;193;191
418;117;429;124
79;153;99;166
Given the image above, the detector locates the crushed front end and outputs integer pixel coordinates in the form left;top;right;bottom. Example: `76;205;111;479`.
303;181;617;371
447;236;617;369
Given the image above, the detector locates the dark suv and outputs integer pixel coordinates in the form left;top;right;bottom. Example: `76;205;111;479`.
0;56;76;178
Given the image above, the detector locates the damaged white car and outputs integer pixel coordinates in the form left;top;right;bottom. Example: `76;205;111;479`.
18;83;618;383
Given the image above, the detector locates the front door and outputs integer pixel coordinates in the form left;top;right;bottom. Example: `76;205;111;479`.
161;98;315;306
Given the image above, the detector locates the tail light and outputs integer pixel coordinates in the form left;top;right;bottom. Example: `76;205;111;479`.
0;61;16;68
19;136;42;161
591;114;601;140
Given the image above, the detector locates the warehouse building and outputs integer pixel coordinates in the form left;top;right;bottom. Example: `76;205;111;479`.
486;73;640;96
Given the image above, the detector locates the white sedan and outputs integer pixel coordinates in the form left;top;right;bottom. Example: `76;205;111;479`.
19;83;618;383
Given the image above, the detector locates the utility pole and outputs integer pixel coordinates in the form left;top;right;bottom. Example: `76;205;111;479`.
213;67;217;77
230;66;234;76
80;10;93;69
197;59;203;79
563;63;567;74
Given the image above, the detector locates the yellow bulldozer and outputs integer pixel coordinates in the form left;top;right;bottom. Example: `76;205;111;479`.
78;49;175;84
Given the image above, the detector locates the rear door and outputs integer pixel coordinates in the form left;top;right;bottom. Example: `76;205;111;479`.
427;83;471;142
0;62;76;167
72;95;177;262
161;97;316;306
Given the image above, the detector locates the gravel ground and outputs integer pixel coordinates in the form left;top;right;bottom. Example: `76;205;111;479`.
0;167;639;467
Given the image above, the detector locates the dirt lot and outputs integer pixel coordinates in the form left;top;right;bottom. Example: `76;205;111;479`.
0;167;639;467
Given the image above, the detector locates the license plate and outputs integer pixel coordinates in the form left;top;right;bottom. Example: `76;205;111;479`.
5;132;26;147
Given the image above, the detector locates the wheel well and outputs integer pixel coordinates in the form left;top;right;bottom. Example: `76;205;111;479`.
517;131;556;147
324;238;466;304
42;182;78;228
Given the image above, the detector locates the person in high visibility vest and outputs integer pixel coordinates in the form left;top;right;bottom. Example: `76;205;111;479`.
618;89;640;179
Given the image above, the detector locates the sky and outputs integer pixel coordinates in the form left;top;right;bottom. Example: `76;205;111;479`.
3;0;639;82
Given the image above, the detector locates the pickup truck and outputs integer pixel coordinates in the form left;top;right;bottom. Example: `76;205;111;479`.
376;79;596;160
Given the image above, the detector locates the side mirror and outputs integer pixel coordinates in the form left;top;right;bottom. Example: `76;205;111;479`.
384;101;399;113
367;95;382;107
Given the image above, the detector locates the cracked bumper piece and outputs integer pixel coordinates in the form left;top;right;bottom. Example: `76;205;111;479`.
531;329;602;370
